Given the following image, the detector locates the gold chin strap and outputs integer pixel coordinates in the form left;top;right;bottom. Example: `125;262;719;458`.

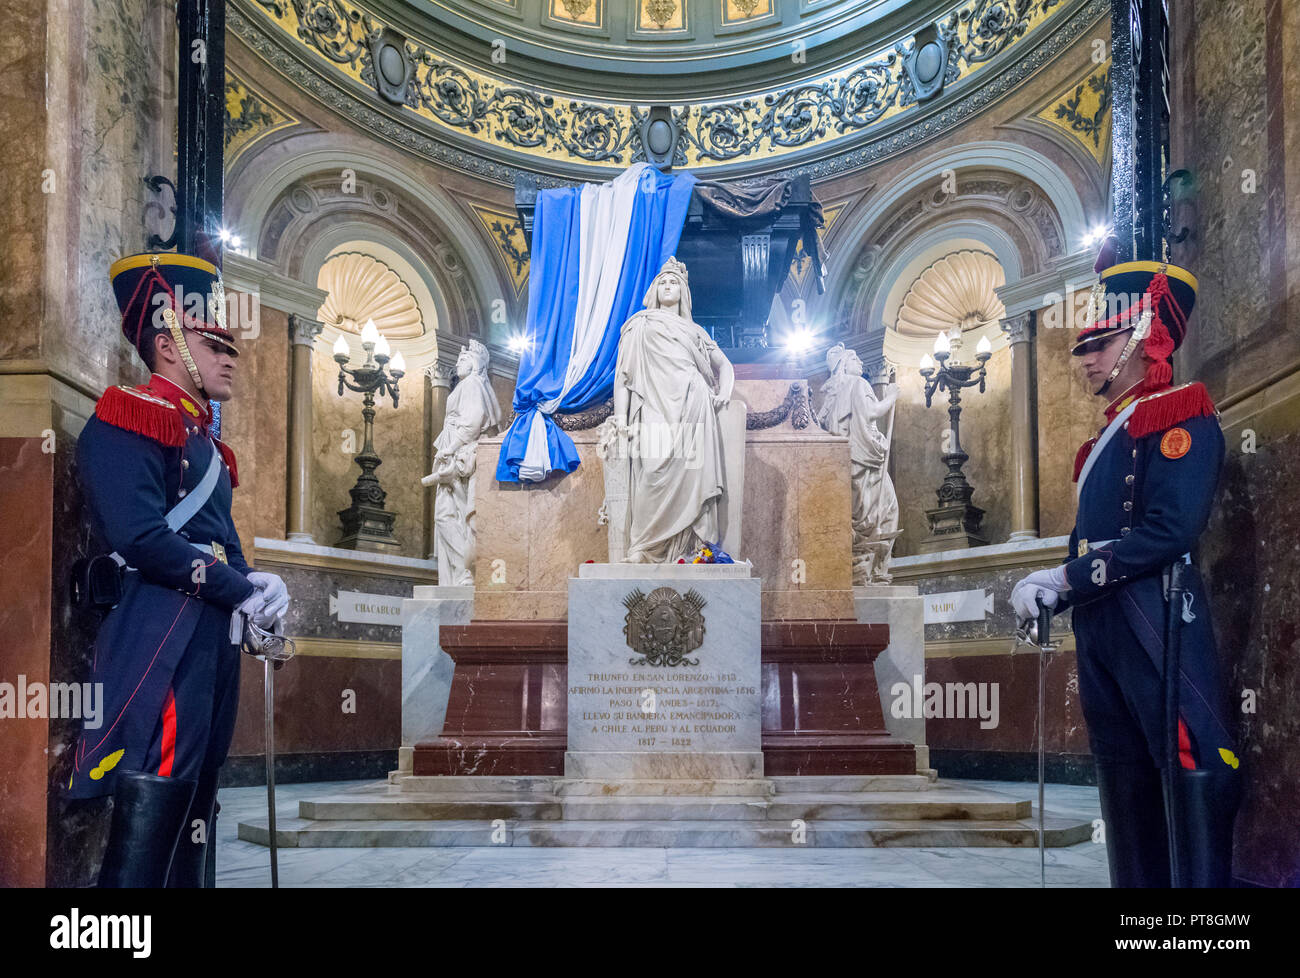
1095;298;1154;396
161;307;208;397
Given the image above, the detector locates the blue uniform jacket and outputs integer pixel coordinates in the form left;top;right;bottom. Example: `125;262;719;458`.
1060;381;1236;764
67;376;256;797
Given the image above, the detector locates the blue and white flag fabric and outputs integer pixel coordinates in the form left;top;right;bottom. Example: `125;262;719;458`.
496;163;697;483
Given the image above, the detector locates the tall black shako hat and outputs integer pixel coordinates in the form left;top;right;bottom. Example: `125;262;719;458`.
109;253;238;386
1071;236;1197;391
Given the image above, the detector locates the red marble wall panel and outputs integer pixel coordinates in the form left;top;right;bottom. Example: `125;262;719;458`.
0;439;53;886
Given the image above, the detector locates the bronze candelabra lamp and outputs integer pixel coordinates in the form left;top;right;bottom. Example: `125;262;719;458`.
917;330;992;552
333;319;406;552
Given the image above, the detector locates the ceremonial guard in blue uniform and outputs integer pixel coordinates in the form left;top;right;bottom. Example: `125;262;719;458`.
69;253;290;887
1012;241;1240;887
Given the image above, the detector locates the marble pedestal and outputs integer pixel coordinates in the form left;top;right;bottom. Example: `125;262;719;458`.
565;564;764;782
855;584;930;774
395;585;472;775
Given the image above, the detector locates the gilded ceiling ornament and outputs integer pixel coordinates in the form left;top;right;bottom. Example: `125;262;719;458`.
623;587;707;668
317;252;424;339
644;0;679;29
558;0;593;19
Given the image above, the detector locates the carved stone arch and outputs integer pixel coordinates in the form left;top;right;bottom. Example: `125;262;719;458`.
822;141;1088;319
224;138;510;344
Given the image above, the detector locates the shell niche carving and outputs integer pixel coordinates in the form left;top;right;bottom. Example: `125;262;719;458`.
895;249;1006;339
317;252;424;339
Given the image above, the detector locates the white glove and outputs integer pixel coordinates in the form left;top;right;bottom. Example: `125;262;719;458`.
1011;566;1068;623
236;587;268;620
246;571;289;626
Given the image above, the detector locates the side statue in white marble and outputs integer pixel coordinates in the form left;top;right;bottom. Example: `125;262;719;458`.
421;340;501;585
817;344;901;585
599;257;746;563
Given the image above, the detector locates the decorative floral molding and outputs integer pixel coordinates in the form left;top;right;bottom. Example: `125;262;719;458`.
224;71;297;165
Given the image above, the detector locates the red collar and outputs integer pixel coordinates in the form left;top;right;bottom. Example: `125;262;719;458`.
1103;378;1169;424
146;374;211;428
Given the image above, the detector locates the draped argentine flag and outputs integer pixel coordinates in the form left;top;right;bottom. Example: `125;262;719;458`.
496;163;697;483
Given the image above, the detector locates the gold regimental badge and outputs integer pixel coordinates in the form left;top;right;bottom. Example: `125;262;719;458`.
622;586;707;668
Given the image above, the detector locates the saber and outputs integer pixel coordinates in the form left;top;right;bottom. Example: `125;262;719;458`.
1163;560;1187;886
1013;596;1058;887
264;653;279;888
240;617;295;888
1035;597;1053;888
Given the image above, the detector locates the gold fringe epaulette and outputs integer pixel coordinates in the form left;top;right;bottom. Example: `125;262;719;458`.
93;385;187;447
1128;382;1217;439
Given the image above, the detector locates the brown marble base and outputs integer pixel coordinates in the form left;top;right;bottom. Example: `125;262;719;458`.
412;618;914;778
760;621;916;775
412;621;567;777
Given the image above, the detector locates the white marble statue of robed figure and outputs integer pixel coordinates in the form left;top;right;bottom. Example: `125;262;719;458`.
817;344;901;584
600;257;746;563
421;340;502;585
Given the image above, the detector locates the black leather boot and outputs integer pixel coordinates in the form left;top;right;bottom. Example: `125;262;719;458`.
98;770;197;888
1096;760;1171;887
166;773;218;888
1168;767;1241;888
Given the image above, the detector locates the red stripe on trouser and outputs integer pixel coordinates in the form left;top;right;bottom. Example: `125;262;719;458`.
157;687;177;777
1178;718;1196;770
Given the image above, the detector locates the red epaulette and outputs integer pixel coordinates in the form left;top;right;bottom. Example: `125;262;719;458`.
1128;381;1218;439
215;438;239;489
1072;437;1096;483
93;385;187;447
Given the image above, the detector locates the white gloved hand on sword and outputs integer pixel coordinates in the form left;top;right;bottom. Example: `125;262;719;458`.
1010;566;1069;623
245;571;290;628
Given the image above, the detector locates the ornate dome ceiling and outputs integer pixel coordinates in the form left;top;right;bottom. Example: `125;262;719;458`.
231;0;1104;182
384;0;955;98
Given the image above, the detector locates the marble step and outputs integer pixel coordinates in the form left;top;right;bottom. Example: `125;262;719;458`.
395;775;558;795
299;796;562;821
554;779;773;797
769;775;938;793
237;815;1092;849
296;789;1030;822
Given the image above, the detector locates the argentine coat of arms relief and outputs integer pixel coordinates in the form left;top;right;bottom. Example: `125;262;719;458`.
622;586;706;667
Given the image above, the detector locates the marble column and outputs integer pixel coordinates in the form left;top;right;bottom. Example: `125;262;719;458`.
1001;311;1039;542
287;315;324;542
423;362;454;560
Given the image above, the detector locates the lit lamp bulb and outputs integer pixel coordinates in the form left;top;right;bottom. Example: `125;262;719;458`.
389;350;406;378
374;333;391;360
333;334;350;362
919;353;934;373
360;318;379;347
976;335;992;360
933;331;951;358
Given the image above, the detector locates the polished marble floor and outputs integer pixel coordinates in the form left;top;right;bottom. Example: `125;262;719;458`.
214;778;1111;888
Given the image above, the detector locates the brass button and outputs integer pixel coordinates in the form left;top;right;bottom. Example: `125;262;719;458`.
182;459;189;469
1121;526;1130;535
1122;501;1133;511
177;488;188;498
1125;474;1133;485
